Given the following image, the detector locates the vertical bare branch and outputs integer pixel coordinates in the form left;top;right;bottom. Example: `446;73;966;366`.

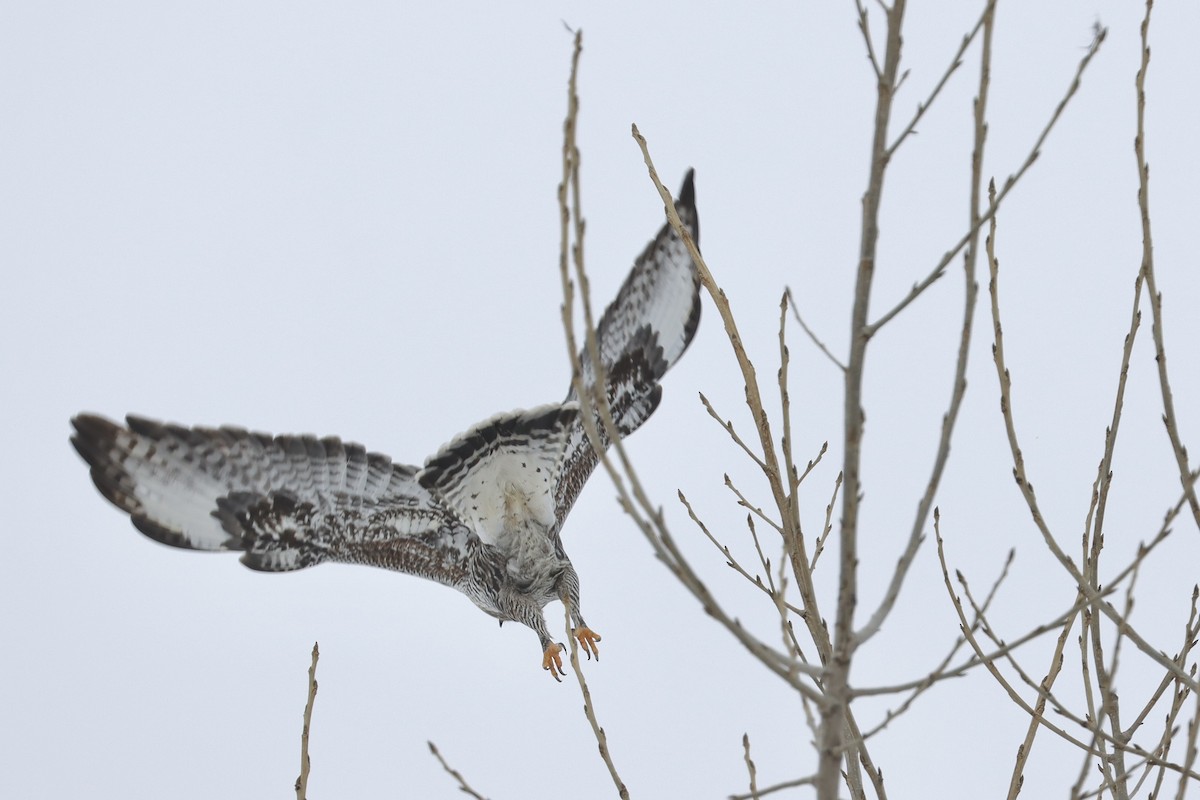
742;733;761;800
564;600;630;799
1131;1;1199;528
1176;694;1200;800
853;0;883;80
886;3;991;157
821;0;909;794
295;642;319;800
855;0;996;649
554;31;630;798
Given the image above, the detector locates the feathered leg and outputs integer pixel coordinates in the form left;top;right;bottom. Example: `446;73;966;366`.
560;561;602;662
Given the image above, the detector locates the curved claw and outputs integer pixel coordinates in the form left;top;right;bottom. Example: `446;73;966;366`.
574;627;602;661
542;643;565;682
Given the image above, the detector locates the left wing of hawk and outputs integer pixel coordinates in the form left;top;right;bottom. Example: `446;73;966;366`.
553;170;702;528
70;414;476;581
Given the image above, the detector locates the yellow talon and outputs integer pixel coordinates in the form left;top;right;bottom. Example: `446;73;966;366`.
574;627;602;661
542;643;565;681
542;629;602;679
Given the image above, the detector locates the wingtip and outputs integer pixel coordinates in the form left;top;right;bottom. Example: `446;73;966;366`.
677;169;699;247
71;412;117;439
70;413;121;467
679;168;696;210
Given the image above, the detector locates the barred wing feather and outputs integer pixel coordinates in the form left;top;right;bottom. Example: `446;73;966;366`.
553;170;702;528
70;414;473;579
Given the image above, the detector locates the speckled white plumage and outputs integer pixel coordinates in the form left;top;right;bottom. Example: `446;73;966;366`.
71;170;702;671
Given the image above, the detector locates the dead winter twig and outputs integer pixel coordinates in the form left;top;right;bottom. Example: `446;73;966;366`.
1131;0;1200;529
868;25;1107;336
428;742;489;800
555;32;631;800
294;642;319;800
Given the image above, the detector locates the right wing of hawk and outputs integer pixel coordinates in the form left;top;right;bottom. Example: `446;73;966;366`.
554;170;702;527
419;404;579;546
70;414;475;582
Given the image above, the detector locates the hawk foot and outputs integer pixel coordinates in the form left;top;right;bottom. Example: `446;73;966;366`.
542;643;565;682
542;628;603;681
574;627;602;661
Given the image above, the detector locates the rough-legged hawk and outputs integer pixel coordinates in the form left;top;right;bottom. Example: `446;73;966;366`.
72;172;701;680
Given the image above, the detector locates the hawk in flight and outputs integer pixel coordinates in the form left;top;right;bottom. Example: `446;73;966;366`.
72;172;701;680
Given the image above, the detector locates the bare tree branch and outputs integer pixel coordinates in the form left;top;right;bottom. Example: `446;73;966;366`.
700;392;770;473
742;733;760;800
852;0;883;80
784;287;846;372
817;0;913;793
886;3;991;157
868;26;1107;336
1131;0;1200;529
730;774;817;800
428;741;489;800
294;642;319;800
680;493;810;621
563;599;629;799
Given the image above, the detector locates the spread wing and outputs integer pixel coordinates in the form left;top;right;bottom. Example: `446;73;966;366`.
70;413;476;584
553;170;702;528
419;404;579;545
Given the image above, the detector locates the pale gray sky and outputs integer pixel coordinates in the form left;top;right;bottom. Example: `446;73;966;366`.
3;2;1199;798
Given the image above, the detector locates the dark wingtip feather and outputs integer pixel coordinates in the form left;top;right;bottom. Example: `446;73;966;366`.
677;169;698;247
125;414;166;439
71;414;122;483
70;413;120;462
678;168;695;211
71;413;144;516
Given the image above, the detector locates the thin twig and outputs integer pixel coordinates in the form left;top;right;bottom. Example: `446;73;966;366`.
856;0;993;651
784;287;846;371
730;774;817;800
679;492;809;620
742;733;761;800
942;522;1200;783
555;32;631;799
558;58;827;703
632;126;886;798
1174;686;1200;800
868;26;1107;336
427;742;489;800
936;516;1118;755
563;599;629;799
809;471;842;572
986;141;1200;695
886;3;991;157
1131;1;1200;528
701;392;770;473
725;474;785;534
778;293;799;532
853;0;883;80
294;642;319;800
1126;586;1200;738
858;589;1099;698
860;548;1013;739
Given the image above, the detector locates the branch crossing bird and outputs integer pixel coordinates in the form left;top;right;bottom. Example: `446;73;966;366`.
71;171;702;680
